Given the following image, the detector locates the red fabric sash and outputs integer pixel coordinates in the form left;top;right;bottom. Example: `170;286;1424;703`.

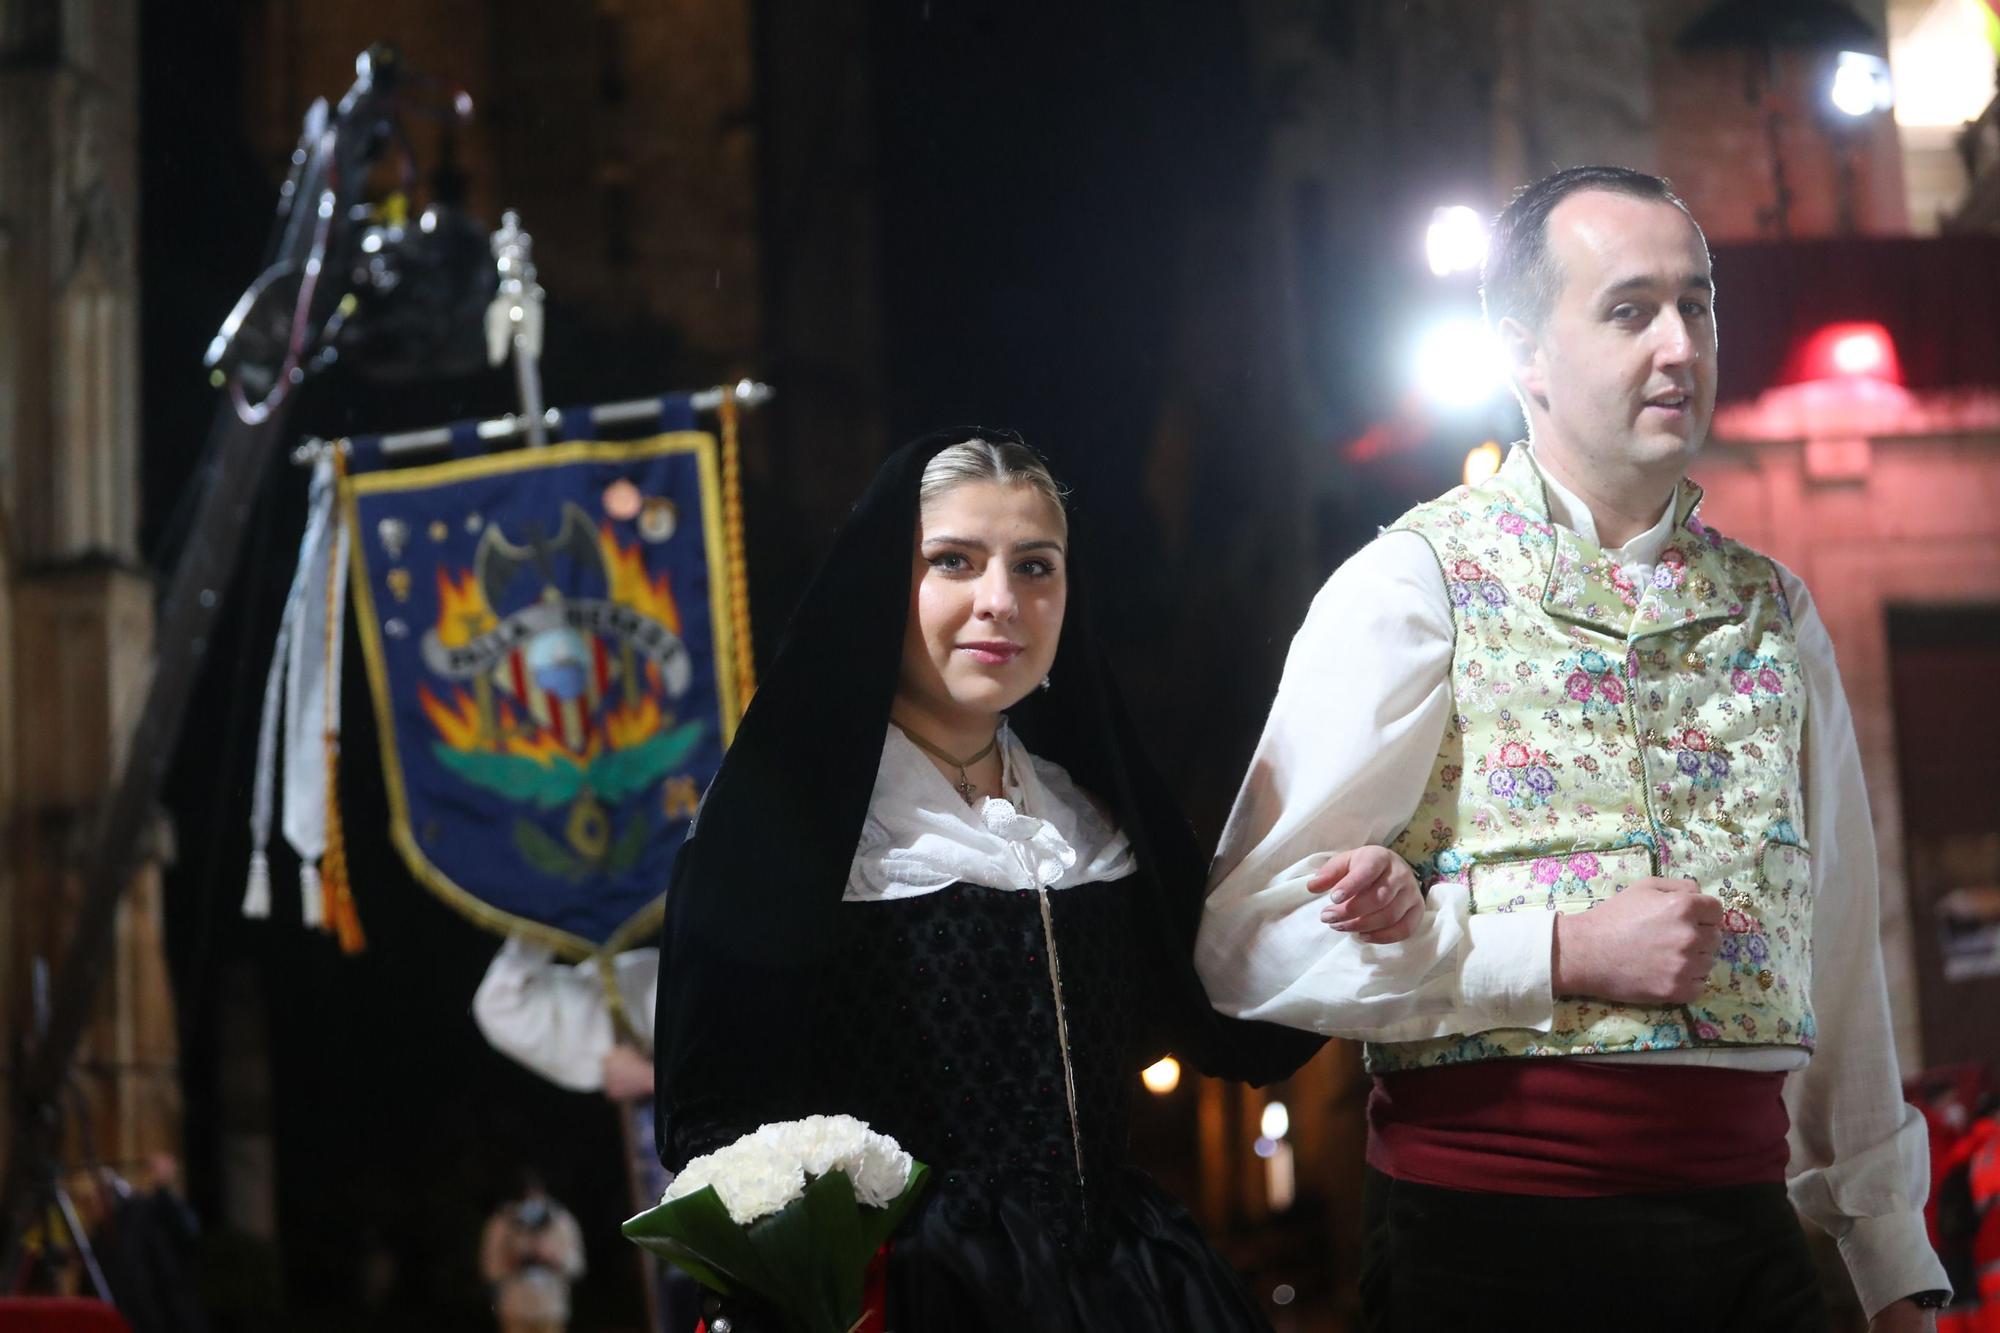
1368;1059;1791;1196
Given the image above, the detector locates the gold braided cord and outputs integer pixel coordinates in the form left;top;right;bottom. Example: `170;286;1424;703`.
322;447;366;952
717;391;756;712
1036;886;1088;1219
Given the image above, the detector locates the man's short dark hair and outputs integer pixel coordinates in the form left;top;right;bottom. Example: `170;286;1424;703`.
1482;166;1703;331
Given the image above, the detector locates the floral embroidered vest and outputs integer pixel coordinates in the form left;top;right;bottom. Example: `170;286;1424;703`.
1366;445;1814;1074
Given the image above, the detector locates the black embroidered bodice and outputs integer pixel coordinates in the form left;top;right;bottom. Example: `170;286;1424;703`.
808;877;1147;1253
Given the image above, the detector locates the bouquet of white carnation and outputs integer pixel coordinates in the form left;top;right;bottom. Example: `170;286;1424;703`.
623;1115;929;1333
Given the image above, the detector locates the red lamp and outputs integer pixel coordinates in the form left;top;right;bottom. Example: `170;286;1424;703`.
1785;321;1902;386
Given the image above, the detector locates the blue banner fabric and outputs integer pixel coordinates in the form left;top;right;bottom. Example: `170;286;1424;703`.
342;432;747;954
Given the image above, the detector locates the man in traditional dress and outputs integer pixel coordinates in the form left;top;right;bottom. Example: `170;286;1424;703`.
1198;166;1951;1330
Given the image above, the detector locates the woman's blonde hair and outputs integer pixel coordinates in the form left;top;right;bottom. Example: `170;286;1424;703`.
917;438;1067;530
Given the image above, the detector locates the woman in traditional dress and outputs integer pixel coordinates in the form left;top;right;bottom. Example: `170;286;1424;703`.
655;429;1419;1331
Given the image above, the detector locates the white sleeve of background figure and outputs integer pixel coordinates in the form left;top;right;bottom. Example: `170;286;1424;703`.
471;936;617;1092
1196;531;1556;1041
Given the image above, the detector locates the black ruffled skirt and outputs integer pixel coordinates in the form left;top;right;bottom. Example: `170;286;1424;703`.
786;881;1271;1331
882;1166;1271;1333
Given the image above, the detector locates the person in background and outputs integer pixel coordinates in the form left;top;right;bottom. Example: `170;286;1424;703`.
479;1170;586;1333
473;940;681;1330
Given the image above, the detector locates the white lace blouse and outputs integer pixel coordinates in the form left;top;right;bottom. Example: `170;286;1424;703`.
844;721;1136;901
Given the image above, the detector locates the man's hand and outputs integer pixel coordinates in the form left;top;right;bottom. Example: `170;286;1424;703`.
144;1152;182;1195
1550;877;1721;1004
1308;846;1424;944
1867;1298;1935;1332
602;1043;655;1101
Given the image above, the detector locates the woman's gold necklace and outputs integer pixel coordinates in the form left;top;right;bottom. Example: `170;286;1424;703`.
895;723;999;803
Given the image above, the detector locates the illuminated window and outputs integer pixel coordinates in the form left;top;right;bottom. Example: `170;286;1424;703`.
1890;0;1998;128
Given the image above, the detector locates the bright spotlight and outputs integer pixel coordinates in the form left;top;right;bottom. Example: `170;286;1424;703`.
1140;1056;1181;1095
1829;52;1893;118
1426;205;1487;278
1260;1100;1290;1141
1415;318;1509;409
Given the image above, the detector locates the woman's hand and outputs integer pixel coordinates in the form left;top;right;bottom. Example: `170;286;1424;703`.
1308;846;1424;944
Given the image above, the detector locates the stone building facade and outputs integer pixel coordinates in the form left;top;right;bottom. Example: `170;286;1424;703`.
0;0;182;1182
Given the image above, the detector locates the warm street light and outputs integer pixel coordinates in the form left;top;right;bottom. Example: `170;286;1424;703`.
1256;1099;1296;1210
1464;440;1504;487
1140;1056;1181;1095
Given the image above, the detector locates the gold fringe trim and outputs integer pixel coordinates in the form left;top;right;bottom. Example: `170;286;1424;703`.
717;390;757;706
323;449;365;953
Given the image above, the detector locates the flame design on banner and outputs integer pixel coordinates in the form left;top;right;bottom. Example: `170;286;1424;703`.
343;433;748;955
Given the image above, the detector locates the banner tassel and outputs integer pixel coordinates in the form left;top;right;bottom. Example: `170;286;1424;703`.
300;861;325;928
320;446;364;954
241;850;272;919
320;739;365;953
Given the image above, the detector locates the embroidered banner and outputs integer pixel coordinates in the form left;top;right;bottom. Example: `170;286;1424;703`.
344;427;749;954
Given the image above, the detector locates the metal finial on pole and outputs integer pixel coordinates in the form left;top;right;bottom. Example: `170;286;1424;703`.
488;210;548;446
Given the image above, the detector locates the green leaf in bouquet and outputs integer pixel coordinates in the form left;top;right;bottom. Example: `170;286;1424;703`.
745;1169;868;1333
855;1162;930;1257
747;1164;934;1333
622;1184;776;1298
